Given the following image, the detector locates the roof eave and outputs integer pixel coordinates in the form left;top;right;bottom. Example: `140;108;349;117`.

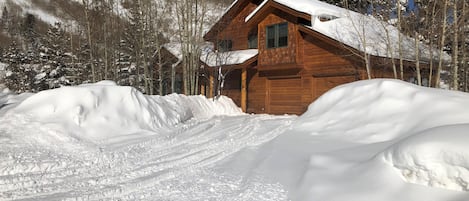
204;0;251;41
204;54;258;70
245;0;311;28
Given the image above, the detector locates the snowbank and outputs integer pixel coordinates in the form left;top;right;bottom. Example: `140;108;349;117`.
382;124;469;191
8;81;242;143
2;78;469;200
294;79;469;143
217;79;469;201
292;79;469;194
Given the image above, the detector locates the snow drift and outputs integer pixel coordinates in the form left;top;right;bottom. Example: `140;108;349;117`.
294;79;469;143
291;79;469;193
2;79;469;200
382;124;469;191
219;79;469;201
7;81;242;144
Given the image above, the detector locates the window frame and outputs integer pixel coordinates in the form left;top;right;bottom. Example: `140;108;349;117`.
266;22;288;49
248;32;258;49
217;39;233;52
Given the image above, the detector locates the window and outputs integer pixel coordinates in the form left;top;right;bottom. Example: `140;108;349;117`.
218;40;233;52
266;22;288;48
248;33;258;49
318;14;338;22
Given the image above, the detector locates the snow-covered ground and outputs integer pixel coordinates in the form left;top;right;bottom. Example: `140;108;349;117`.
1;79;469;200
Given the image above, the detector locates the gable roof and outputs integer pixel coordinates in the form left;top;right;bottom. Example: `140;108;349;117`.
204;0;263;41
226;0;450;63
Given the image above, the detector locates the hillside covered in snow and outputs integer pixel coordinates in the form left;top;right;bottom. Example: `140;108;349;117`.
0;0;231;94
1;79;469;200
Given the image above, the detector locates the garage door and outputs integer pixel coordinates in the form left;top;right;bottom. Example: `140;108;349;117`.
267;77;304;115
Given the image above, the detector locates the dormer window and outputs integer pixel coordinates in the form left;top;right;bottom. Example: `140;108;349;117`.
318;14;338;22
266;22;288;49
217;39;233;52
248;33;258;49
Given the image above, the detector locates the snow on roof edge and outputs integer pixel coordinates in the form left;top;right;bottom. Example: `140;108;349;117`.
245;0;268;22
201;49;259;67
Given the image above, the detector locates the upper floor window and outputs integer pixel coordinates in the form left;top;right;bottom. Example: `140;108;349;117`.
218;39;233;52
266;22;288;49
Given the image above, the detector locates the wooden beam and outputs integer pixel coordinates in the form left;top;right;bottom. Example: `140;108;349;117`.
209;71;214;98
241;67;247;112
200;84;206;96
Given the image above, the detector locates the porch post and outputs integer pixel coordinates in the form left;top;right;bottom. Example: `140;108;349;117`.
241;67;247;112
209;70;214;98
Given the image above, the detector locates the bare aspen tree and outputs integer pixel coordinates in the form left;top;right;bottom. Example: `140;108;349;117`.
463;1;468;91
436;0;449;88
102;0;110;80
141;0;150;94
412;5;422;86
362;22;371;79
343;11;372;79
397;0;404;80
451;0;459;90
151;2;171;95
82;0;96;82
427;0;438;87
372;0;398;79
415;31;421;85
175;0;206;95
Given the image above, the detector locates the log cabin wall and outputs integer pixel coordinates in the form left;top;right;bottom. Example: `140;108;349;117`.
214;2;258;51
258;11;298;66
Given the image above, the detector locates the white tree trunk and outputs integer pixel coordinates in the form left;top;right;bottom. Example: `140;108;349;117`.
452;0;459;90
436;0;449;88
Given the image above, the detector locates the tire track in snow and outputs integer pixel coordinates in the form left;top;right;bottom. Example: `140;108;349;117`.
0;114;294;200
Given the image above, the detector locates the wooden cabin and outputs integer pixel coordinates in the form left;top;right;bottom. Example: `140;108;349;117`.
201;0;440;115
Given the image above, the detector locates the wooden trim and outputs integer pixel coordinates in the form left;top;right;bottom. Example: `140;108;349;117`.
246;1;311;28
265;79;271;113
209;73;214;98
257;63;302;71
267;75;301;80
312;71;358;78
241;67;247;112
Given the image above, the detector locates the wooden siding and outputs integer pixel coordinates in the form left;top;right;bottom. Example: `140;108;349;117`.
214;2;258;50
313;76;357;99
258;12;297;66
266;77;304;115
301;34;358;76
221;69;242;106
246;69;266;114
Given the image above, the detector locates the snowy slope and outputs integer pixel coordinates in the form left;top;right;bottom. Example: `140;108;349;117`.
1;79;469;200
0;0;62;24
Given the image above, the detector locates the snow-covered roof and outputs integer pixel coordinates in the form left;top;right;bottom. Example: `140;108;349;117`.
246;0;450;62
163;43;258;67
201;49;259;67
162;43;184;62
